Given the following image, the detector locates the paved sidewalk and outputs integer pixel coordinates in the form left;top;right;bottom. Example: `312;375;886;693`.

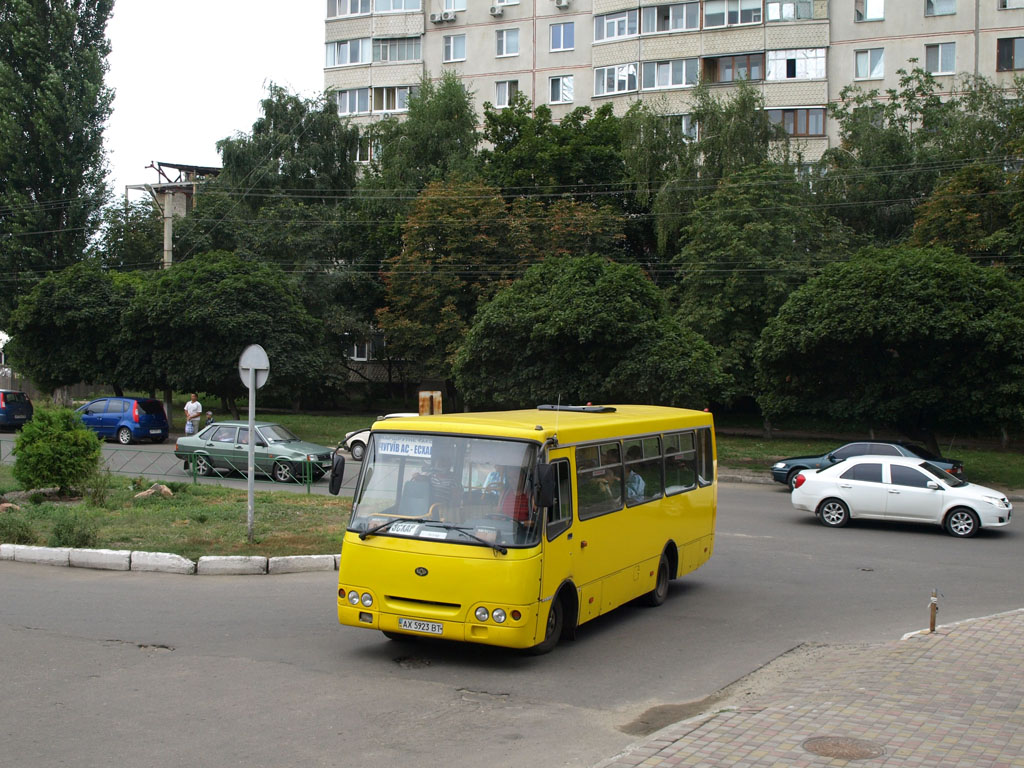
596;608;1024;768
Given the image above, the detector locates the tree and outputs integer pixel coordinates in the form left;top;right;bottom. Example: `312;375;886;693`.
755;247;1024;450
672;164;851;401
453;255;725;409
376;179;510;383
13;407;102;495
122;252;323;415
5;261;128;395
96;200;162;270
0;0;114;324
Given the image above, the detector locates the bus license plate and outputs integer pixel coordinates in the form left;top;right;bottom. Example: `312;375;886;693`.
398;618;443;635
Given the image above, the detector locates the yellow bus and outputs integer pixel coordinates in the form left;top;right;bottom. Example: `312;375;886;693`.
334;404;716;653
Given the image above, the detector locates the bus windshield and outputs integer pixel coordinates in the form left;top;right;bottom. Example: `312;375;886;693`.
349;432;541;549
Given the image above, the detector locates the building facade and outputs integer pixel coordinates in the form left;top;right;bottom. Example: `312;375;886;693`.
323;0;1024;160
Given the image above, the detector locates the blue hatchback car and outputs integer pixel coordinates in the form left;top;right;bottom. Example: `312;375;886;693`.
76;397;169;444
0;389;33;430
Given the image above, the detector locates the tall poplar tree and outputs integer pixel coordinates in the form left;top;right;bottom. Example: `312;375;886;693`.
0;0;114;324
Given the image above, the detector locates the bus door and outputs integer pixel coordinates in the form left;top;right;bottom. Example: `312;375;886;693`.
537;454;581;625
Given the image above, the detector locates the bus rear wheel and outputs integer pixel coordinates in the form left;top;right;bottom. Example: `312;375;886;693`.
642;554;670;607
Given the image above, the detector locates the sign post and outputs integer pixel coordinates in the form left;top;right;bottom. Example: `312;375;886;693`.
238;344;270;543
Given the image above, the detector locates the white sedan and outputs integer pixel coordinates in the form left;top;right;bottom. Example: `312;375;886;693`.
791;455;1012;538
342;412;418;461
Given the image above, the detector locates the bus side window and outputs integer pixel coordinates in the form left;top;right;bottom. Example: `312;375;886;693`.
665;431;697;495
623;436;663;506
696;428;714;487
546;460;572;540
576;442;623;518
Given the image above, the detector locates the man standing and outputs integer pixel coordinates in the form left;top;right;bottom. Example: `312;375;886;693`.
184;393;202;434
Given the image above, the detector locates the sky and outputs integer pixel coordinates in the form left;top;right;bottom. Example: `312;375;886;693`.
104;0;326;197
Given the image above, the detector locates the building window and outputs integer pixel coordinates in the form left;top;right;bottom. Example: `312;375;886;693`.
336;88;370;115
642;2;700;33
551;21;574;51
373;37;421;62
925;0;955;14
443;34;466;62
855;47;884;78
766;0;812;20
495;80;519;107
327;0;370;17
997;37;1024;71
642;58;699;89
704;0;763;28
496;28;519;57
766;48;825;80
703;53;764;83
594;63;638;95
325;38;372;67
549;75;574;104
925;42;955;74
999;0;1024;8
354;138;374;164
375;0;420;10
444;0;466;9
767;108;825;136
679;114;696;139
855;0;883;21
373;85;416;112
594;10;639;42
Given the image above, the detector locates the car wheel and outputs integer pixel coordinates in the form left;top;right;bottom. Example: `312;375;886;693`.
786;469;802;491
642;554;670;607
818;498;850;528
272;461;295;483
350;441;365;461
945;507;980;538
117;426;133;445
192;454;213;477
529;592;565;655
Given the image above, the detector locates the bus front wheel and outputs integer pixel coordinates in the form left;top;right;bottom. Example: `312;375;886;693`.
529;597;565;655
642;554;670;607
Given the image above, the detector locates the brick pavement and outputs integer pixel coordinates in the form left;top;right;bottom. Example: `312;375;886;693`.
596;609;1024;768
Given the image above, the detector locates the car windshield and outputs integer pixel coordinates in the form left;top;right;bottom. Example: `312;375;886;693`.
4;392;28;403
920;461;966;487
349;432;541;549
258;425;299;443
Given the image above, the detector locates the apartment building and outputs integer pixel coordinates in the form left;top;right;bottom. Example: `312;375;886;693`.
324;1;1024;160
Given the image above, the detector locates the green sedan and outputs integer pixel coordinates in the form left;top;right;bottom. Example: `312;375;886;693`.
174;420;335;483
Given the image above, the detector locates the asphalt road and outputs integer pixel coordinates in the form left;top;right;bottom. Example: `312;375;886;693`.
1;482;1021;768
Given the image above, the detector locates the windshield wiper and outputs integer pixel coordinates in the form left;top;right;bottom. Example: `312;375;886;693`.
432;524;508;555
358;516;423;540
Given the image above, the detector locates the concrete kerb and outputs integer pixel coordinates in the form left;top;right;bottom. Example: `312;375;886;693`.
1;544;340;576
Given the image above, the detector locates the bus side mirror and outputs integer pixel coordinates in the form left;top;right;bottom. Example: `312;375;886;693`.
536;463;556;508
329;452;345;496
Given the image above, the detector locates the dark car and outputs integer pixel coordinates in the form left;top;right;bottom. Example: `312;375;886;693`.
76;396;169;444
771;441;964;490
0;389;33;430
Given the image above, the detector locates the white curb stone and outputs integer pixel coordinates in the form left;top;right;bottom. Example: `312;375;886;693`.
268;554;336;574
14;545;70;566
1;543;15;560
131;551;197;575
70;548;132;571
197;555;268;575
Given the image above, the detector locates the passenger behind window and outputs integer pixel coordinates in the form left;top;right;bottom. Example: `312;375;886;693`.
625;445;646;501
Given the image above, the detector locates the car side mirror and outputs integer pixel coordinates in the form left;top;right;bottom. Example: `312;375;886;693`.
926;481;941;490
256;440;268;447
827;453;837;462
329;452;346;496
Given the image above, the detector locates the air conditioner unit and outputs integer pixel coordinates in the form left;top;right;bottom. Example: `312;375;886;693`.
429;12;442;22
553;0;569;7
489;5;503;15
441;10;456;21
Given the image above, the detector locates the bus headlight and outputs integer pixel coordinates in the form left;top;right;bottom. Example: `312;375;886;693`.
361;593;373;607
475;607;489;622
492;609;507;624
347;590;360;605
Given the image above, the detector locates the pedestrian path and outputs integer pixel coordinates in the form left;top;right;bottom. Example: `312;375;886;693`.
596;608;1024;767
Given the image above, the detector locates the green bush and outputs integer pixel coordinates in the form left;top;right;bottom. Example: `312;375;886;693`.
47;511;98;548
13;408;102;495
0;512;36;544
